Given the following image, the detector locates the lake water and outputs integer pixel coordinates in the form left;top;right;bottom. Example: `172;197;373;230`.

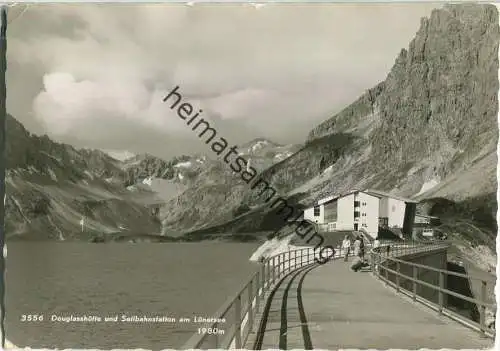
5;242;260;350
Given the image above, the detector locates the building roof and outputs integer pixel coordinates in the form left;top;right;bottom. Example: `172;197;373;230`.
312;188;419;207
363;189;419;203
317;189;361;205
317;195;336;205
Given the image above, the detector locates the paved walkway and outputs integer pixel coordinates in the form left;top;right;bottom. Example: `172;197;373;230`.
246;259;494;350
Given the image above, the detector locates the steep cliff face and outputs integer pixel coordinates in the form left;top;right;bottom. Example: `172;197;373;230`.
304;4;499;201
371;4;498;182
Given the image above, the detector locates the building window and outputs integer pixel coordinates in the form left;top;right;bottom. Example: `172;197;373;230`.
354;201;360;207
354;211;360;218
313;206;320;216
379;217;388;227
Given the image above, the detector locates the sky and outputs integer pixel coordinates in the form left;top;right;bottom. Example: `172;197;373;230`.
7;2;441;160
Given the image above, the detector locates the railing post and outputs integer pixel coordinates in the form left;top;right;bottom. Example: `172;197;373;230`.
267;260;271;289
234;295;242;349
248;279;254;333
273;256;276;284
301;249;304;267
277;255;280;279
480;280;487;334
284;252;287;273
412;266;418;301
385;262;389;285
438;271;444;315
261;263;265;294
280;254;283;275
279;254;282;277
396;261;400;292
278;252;286;280
257;264;266;296
370;251;375;274
289;251;292;271
255;271;260;314
294;250;297;270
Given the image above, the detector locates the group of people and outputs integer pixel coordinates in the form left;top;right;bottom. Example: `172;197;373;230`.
341;234;385;272
341;235;365;261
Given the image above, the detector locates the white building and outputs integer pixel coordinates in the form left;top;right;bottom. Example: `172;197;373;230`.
363;189;418;230
303;189;418;239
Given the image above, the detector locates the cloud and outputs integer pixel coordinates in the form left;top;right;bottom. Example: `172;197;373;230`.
206;88;280;120
33;72;199;137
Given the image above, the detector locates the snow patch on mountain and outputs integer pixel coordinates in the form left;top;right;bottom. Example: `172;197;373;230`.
174;161;192;168
142;177;154;186
83;170;94;180
47;168;58;181
104;149;136;161
322;165;334;174
415;178;441;196
407;166;421;176
274;151;293;161
250;140;269;153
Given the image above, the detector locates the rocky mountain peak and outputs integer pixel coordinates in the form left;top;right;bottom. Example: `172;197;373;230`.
305;3;498;201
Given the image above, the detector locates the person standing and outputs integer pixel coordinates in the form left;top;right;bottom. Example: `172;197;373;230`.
359;236;365;260
353;236;361;258
341;235;351;261
351;236;365;272
372;237;381;270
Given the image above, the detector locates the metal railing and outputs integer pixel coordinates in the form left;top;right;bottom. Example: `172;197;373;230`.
183;239;495;349
370;242;496;338
182;247;326;349
335;239;446;260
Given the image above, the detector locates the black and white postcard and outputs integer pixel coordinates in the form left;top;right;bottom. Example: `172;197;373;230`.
2;2;498;350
